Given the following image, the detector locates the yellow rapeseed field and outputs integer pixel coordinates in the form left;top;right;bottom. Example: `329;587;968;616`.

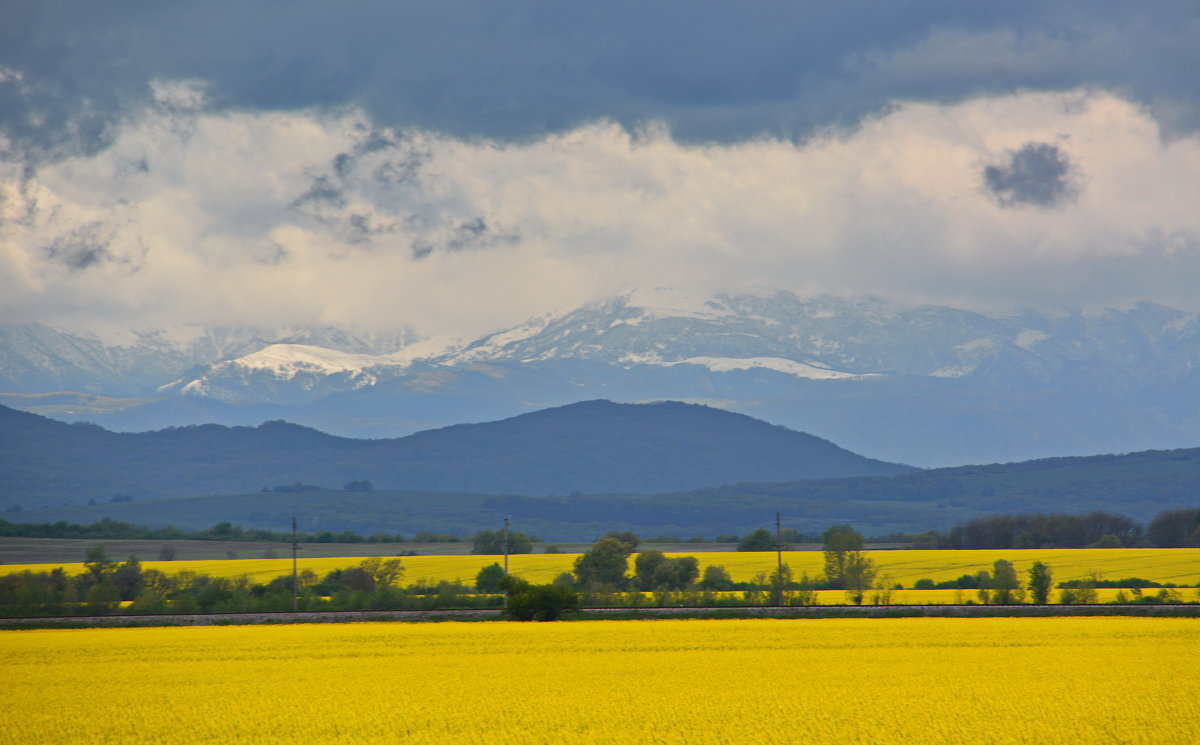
692;548;1200;586
3;548;1196;588
0;554;573;586
2;617;1197;744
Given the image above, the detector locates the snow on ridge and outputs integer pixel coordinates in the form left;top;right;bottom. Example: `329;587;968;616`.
1014;329;1050;350
214;344;390;379
622;286;736;321
446;314;557;363
661;356;873;380
618;352;666;366
178;379;208;395
954;337;999;354
218;336;466;375
386;336;464;364
929;365;975;378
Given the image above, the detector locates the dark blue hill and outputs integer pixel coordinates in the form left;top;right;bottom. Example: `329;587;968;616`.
0;400;914;506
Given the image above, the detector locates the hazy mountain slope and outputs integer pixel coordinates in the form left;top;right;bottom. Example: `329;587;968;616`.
0;323;417;396
0;400;913;508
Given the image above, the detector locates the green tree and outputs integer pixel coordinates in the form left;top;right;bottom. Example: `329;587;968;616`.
337;567;376;593
987;559;1024;604
870;574;895;606
471;529;533;555
602;531;641;551
974;570;994;604
128;587;169;614
787;571;820;606
111;556;144;601
207;521;239;539
573;536;634;590
823;525;866;590
698;564;734;591
552;572;576;587
359;557;404;589
768;563;793;605
83;545;115;583
1013;530;1037;549
737;529;776;552
842;551;877;605
634;551;699;591
1059;571;1100;604
475;562;506;593
1146;508;1200;547
1028;561;1054;604
633;550;667;591
85;581;120;614
909;531;940;549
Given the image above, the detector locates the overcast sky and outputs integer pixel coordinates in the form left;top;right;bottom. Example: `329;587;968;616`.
2;2;1199;339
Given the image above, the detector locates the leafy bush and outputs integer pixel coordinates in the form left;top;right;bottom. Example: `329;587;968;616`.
501;577;580;621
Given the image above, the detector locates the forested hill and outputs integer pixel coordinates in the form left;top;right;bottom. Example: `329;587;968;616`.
474;446;1200;537
655;446;1200;520
0;400;913;506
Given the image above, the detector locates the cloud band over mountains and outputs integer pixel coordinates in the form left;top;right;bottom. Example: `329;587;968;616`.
2;3;1199;338
3;87;1198;337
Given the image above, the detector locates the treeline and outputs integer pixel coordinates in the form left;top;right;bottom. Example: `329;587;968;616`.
554;527;887;606
0;516;828;547
0;518;444;544
0;548;503;619
0;530;881;619
0;535;823;620
926;507;1200;549
3;529;1197;620
0;518;547;556
909;559;1193;606
533;528;1197;608
2;507;1197;552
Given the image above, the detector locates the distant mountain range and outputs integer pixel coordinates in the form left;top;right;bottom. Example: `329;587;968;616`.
0;400;913;508
4;290;1199;466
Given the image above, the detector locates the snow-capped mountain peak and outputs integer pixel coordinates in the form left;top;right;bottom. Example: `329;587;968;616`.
209;344;389;380
4;291;1198;468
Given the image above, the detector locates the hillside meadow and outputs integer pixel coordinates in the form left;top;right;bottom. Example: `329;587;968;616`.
3;548;1197;590
2;618;1197;745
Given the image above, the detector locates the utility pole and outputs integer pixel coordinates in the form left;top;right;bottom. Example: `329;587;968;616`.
774;512;784;606
291;517;299;612
503;517;510;578
502;517;510;609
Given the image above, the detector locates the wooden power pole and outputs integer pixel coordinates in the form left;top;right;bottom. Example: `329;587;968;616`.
774;512;784;606
503;517;510;578
502;517;511;609
291;517;299;612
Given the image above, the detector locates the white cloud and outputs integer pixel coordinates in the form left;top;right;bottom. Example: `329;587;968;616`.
2;87;1198;340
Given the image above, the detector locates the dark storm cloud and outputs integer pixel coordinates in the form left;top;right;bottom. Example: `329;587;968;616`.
984;142;1079;208
2;1;1198;162
42;223;125;271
